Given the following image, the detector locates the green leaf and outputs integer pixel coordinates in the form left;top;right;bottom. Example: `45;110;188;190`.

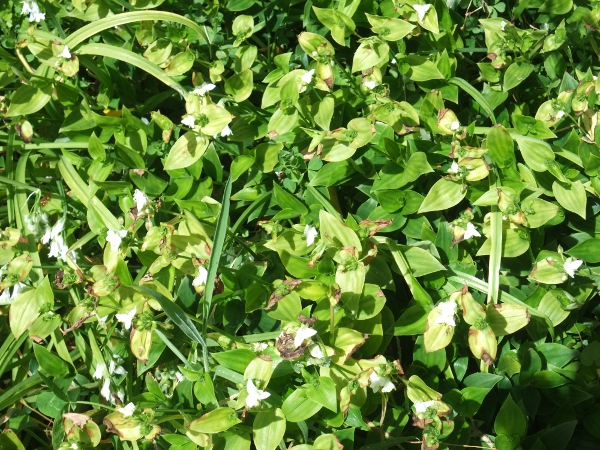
394;304;429;335
398;56;445;82
494;394;527;437
449;77;497;123
365;14;416;41
486;125;514;167
77;43;186;95
33;345;70;378
188;408;241;433
418;178;466;213
319;210;362;249
281;388;323;422
566;238;600;262
305;377;337;412
253;408;286;450
135;286;207;349
552;180;586;219
5;82;53;117
514;135;555;172
164;132;209;171
503;61;534;91
225;69;253;102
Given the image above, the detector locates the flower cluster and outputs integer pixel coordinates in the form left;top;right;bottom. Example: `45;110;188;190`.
21;0;45;22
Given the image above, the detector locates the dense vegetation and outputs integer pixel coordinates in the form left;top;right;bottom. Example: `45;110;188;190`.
1;0;600;449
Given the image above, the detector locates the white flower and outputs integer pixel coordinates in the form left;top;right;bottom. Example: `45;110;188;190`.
48;235;70;261
419;128;431;141
22;1;45;22
116;389;125;404
246;379;270;408
58;46;71;59
556;110;565;119
500;21;507;31
97;315;108;328
304;225;318;246
106;229;127;250
391;58;397;64
0;282;26;305
133;189;148;213
192;266;208;287
101;378;111;401
563;257;583;278
71;443;79;450
363;80;377;89
301;69;315;85
181;115;195;128
253;342;268;352
435;300;457;326
41;217;65;245
309;344;324;359
115;306;137;330
192;82;216;96
413;4;432;22
23;214;37;232
118;402;136;417
175;372;184;382
369;371;395;393
220;125;233;137
92;363;105;380
294;325;317;348
447;161;460;174
109;359;127;376
450;120;461;131
464;222;481;239
414;400;435;413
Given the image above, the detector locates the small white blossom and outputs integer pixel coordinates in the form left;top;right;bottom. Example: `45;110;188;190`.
301;69;315;85
304;225;318;246
115;306;137;330
500;21;507;31
220;125;233;137
101;378;111;402
133;189;148;213
246;379;270;408
41;217;65;245
181;115;196;128
414;400;436;413
109;358;127;376
294;325;317;348
0;282;26;305
253;342;268;352
420;128;431;141
23;214;37;232
118;402;136;417
175;372;184;382
192;82;216;96
97;315;108;328
450;120;461;131
556;110;565;119
391;58;397;64
22;1;45;22
192;266;208;287
92;363;105;380
58;46;71;59
309;344;324;359
464;222;481;239
48;235;70;261
447;161;460;174
413;4;432;22
435;300;457;326
106;229;127;250
363;80;377;89
70;443;79;450
563;258;583;278
369;371;395;393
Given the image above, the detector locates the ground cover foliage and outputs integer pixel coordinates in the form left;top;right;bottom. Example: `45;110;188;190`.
1;0;600;449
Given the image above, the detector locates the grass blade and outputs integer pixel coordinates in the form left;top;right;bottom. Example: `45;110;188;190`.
449;77;497;124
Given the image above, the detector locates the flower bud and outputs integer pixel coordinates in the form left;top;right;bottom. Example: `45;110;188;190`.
15;120;33;143
468;324;497;365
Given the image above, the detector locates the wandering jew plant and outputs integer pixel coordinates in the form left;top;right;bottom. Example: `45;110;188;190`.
1;0;600;449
